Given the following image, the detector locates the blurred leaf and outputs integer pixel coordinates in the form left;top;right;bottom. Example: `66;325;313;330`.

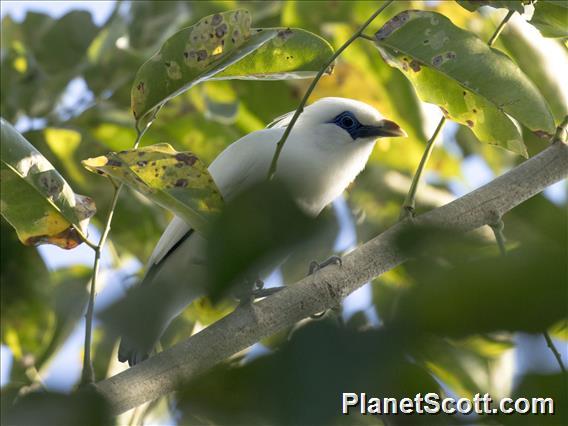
1;11;99;120
5;389;112;426
414;335;514;399
499;21;568;123
529;0;568;38
1;118;95;248
131;9;334;126
456;1;525;13
1;247;89;379
127;1;192;52
43;128;86;185
84;10;143;101
280;207;339;284
178;322;443;426
82;144;223;233
548;320;567;341
0;219;49;362
501;373;567;425
374;10;556;155
35;266;90;370
505;194;567;251
392;226;567;336
30;11;98;75
206;181;324;302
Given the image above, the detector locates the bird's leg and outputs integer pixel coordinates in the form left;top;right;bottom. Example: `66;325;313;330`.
307;255;343;319
252;286;285;298
308;255;342;275
236;275;262;306
236;276;286;307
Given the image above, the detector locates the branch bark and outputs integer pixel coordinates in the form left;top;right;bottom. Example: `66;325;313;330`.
96;140;568;415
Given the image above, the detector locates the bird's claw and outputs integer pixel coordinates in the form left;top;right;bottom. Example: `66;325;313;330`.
308;255;342;275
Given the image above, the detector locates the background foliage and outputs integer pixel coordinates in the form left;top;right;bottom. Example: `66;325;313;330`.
1;1;566;425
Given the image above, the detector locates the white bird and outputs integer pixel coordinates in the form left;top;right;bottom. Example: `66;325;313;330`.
118;97;406;366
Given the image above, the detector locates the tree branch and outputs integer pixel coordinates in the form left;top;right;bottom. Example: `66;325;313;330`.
95;140;568;415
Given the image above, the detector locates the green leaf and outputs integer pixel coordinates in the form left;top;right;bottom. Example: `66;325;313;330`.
499;22;568;122
456;1;525;13
1;119;96;248
82;144;223;233
30;11;98;75
178;323;442;426
392;226;567;337
206;181;324;302
373;11;556;156
131;9;334;126
5;389;112;426
529;0;568;38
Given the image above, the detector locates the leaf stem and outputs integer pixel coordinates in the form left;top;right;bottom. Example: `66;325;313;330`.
400;117;446;218
487;9;515;47
400;8;516;219
81;126;147;384
81;181;123;385
266;0;394;180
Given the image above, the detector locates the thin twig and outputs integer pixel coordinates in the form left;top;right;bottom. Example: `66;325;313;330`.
399;8;516;219
81;182;123;385
400;117;446;218
266;0;394;180
487;9;515;47
543;332;567;374
81;126;148;385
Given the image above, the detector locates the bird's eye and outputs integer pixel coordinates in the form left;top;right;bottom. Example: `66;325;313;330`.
341;116;355;128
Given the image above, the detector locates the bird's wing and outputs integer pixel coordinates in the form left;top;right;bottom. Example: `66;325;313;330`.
146;215;191;267
266;110;295;128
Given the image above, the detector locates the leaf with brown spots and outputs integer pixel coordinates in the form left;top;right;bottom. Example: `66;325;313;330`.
1;118;96;249
373;10;556;157
131;9;334;129
82;144;223;234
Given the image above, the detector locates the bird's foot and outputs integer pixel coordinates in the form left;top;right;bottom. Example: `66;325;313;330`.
252;286;285;298
307;255;342;319
308;255;342;275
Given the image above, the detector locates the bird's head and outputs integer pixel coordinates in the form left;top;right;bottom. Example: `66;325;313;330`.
298;97;407;146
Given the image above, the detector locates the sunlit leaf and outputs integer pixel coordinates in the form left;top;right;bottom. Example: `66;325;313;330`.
82;143;222;233
131;9;334;127
529;0;568;38
373;10;556;156
1;119;95;248
499;21;568;123
456;0;525;13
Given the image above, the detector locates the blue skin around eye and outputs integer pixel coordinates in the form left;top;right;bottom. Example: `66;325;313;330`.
330;111;362;139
